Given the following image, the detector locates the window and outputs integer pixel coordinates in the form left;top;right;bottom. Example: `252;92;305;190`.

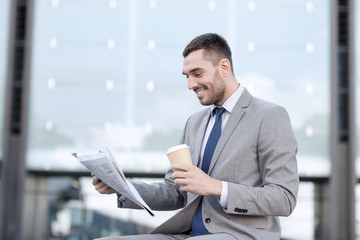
0;0;11;160
27;1;329;238
234;1;330;178
28;0;330;176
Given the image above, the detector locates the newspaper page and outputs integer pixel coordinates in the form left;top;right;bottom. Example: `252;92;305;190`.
73;146;154;216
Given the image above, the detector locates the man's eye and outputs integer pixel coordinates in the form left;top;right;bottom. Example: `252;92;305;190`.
194;73;202;77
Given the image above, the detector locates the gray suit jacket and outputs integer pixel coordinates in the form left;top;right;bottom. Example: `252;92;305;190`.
120;89;299;240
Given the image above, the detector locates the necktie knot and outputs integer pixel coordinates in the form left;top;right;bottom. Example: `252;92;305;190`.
214;107;225;119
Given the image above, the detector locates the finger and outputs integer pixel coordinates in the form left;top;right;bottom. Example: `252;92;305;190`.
179;185;188;192
104;186;117;195
97;183;110;194
92;175;101;185
171;163;191;171
95;181;106;191
172;172;179;179
174;178;188;186
98;187;108;194
91;172;95;177
172;170;189;180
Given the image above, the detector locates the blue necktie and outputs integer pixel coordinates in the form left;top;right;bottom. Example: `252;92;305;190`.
192;107;225;236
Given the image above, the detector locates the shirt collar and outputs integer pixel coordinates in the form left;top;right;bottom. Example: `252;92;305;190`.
210;83;244;116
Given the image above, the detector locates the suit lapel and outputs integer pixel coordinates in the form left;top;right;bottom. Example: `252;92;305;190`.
208;89;252;174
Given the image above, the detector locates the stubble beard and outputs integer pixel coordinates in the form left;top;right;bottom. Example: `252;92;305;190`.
199;70;226;106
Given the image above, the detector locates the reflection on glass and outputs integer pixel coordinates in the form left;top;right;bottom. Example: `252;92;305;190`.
26;0;330;239
0;0;10;159
25;177;178;239
235;1;330;178
25;176;315;239
28;0;330;177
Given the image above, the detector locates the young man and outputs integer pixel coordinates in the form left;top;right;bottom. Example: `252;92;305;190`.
93;33;299;240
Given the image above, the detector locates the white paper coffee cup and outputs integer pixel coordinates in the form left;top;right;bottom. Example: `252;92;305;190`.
167;144;192;167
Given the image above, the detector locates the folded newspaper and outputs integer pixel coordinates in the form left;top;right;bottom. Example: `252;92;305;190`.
72;146;155;216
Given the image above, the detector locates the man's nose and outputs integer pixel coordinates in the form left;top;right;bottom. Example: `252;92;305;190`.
188;77;197;90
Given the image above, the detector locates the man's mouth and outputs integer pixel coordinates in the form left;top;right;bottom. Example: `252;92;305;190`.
196;89;204;95
195;89;205;99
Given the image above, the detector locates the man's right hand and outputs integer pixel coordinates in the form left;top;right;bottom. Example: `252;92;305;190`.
91;172;119;195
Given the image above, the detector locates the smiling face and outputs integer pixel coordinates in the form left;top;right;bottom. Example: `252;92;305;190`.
182;49;228;106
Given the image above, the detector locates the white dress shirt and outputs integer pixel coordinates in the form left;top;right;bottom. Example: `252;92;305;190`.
199;83;244;209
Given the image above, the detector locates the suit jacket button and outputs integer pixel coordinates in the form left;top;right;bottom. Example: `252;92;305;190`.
205;218;211;223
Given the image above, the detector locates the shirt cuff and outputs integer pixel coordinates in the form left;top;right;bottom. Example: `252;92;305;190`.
117;194;126;203
219;181;228;209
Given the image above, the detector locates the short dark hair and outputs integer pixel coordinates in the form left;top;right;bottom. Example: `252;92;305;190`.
183;33;234;74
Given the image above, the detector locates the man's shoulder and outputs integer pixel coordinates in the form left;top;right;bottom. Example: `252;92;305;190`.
251;96;278;108
234;88;282;112
248;96;292;125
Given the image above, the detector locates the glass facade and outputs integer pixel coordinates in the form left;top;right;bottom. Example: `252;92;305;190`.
28;0;330;176
24;176;180;239
0;0;331;239
24;1;331;239
235;1;330;177
0;0;10;159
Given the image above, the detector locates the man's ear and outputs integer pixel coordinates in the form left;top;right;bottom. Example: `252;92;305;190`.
218;59;231;78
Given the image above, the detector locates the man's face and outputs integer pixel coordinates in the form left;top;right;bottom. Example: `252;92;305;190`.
182;49;226;106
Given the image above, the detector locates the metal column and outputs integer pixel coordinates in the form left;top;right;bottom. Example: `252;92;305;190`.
0;0;34;239
329;0;356;239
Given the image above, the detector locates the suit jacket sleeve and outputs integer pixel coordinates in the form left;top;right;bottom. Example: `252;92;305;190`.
118;119;192;210
118;171;188;210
